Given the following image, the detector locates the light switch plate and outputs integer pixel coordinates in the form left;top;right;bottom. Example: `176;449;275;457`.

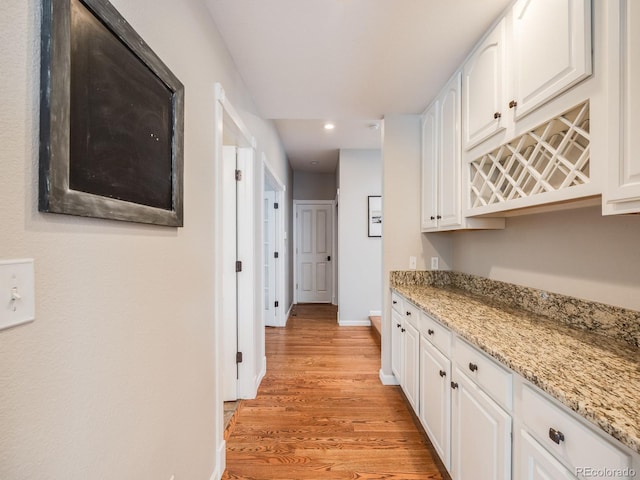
0;259;35;331
431;257;439;270
409;256;417;270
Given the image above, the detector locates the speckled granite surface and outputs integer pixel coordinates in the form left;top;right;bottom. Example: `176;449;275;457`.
390;272;640;455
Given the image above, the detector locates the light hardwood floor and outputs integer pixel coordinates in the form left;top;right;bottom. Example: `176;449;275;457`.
222;303;448;480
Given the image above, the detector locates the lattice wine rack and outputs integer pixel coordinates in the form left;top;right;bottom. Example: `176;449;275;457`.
469;102;590;208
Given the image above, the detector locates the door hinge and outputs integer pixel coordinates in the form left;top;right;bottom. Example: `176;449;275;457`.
274;251;279;259
274;202;279;209
236;352;243;363
275;301;279;308
235;260;242;272
235;169;242;181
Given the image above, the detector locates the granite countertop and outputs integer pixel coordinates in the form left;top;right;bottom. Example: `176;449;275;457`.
392;283;640;455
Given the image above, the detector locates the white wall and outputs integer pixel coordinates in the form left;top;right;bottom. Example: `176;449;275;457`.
453;206;640;311
293;171;337;200
0;1;289;479
337;150;383;324
380;115;453;380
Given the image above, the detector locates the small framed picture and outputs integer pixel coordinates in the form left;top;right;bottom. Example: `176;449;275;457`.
368;196;382;237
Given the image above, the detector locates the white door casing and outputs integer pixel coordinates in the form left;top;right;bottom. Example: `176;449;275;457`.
222;146;238;402
294;202;334;303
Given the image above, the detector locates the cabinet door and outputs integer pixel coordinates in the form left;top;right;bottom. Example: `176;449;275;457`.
517;430;577;480
463;18;506;149
402;322;420;413
438;73;462;229
419;337;451;471
605;0;640;209
421;101;439;231
451;369;511;480
391;309;403;382
511;0;591;119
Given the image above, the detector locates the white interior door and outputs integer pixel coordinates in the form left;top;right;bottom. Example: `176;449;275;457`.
296;203;333;303
222;146;238;401
263;190;278;327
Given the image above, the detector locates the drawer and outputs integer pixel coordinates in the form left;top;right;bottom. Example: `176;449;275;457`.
521;384;630;478
391;292;403;314
403;302;419;329
454;337;512;410
419;312;452;357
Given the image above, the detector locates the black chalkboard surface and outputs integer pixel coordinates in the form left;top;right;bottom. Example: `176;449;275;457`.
69;0;173;210
39;0;184;226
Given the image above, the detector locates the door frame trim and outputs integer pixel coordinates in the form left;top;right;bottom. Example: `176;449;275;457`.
293;199;336;304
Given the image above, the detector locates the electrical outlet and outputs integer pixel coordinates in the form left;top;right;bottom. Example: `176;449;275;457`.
430;257;439;270
409;256;417;270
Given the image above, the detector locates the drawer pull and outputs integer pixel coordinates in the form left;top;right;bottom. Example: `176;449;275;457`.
401;328;406;333
428;329;435;336
468;362;478;372
392;300;397;305
549;428;565;445
494;112;502;119
439;370;446;378
406;311;411;316
451;381;458;389
396;323;401;328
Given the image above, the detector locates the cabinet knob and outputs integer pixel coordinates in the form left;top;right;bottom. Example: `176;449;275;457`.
437;215;442;220
406;311;411;316
428;329;434;336
401;328;406;333
494;112;502;119
468;362;478;372
396;323;401;328
548;428;565;445
392;300;397;305
451;381;459;390
439;370;446;378
430;216;435;220
509;100;518;109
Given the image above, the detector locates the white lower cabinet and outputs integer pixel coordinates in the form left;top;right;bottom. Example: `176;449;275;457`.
451;367;512;480
517;429;577;480
419;336;451;470
402;320;420;412
390;291;639;480
391;308;403;382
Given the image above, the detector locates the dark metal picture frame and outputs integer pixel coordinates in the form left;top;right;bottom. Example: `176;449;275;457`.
39;0;185;226
368;195;382;237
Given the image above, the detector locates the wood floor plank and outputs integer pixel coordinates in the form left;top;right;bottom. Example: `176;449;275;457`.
222;304;449;480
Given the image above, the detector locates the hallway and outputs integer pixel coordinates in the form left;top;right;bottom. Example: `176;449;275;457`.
222;304;446;479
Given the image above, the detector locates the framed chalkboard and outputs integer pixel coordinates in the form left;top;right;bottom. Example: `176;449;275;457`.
39;0;184;226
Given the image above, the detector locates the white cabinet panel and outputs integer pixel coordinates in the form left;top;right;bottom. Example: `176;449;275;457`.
463;18;507;149
391;309;403;382
438;73;463;229
511;0;592;119
419;336;451;471
605;0;640;212
517;429;577;480
402;322;420;413
421;101;439;230
451;369;512;480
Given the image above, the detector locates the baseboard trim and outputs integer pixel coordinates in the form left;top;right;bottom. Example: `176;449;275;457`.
210;439;226;480
338;319;371;327
369;310;382;317
379;369;400;385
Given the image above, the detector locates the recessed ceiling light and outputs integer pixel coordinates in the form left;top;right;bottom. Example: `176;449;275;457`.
310;161;319;165
324;123;335;130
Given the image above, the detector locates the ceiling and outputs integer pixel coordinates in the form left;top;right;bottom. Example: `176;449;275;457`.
205;0;512;173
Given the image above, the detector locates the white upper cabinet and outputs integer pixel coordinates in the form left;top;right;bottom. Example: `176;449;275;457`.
463;18;507;149
438;74;463;229
421;100;439;230
511;0;592;119
604;0;640;214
